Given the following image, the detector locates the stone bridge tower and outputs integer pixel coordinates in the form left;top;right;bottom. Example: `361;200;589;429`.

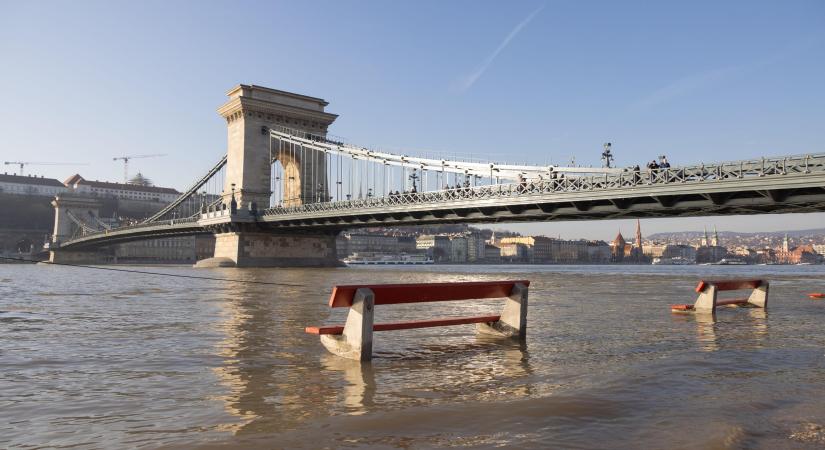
198;85;341;268
217;85;338;209
51;195;102;245
49;195;107;263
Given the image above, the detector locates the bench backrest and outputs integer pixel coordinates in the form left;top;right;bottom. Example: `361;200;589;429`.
328;280;530;308
695;279;764;293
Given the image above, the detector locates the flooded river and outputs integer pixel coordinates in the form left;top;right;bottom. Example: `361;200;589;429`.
2;264;825;449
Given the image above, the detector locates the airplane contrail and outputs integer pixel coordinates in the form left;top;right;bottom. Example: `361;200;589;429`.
456;4;545;93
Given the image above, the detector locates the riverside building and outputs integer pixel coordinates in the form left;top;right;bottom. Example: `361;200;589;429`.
63;174;180;202
0;173;68;197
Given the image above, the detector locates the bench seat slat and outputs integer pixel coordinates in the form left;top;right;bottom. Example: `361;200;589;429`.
305;314;502;335
328;280;529;308
695;279;763;292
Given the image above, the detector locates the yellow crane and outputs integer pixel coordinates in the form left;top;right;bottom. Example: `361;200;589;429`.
112;154;166;183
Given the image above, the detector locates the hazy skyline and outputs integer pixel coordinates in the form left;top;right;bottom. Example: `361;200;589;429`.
2;1;823;240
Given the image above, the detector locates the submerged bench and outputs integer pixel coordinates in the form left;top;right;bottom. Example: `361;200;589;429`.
305;280;530;361
671;279;769;314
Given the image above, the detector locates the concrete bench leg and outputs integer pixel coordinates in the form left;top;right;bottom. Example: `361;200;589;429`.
321;288;375;361
477;282;528;340
747;282;769;309
694;285;717;315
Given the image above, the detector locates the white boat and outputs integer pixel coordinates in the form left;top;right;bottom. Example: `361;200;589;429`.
343;254;434;266
652;257;692;265
712;258;748;265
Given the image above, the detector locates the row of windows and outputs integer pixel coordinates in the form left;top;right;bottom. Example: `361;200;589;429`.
0;183;180;203
0;183;67;195
122;239;191;248
86;186;175;199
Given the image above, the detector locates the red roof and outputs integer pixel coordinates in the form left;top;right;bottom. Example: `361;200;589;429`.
0;173;66;187
63;174;84;185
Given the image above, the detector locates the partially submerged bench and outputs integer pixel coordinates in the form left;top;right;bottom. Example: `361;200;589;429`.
671;279;769;314
305;280;530;361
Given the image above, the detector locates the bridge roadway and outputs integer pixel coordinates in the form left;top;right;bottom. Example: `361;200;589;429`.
56;153;825;250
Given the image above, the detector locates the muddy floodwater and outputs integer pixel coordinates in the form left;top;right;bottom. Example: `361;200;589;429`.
2;264;825;449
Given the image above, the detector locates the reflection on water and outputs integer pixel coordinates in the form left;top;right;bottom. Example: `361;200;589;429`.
673;307;771;353
321;354;375;415
1;264;825;448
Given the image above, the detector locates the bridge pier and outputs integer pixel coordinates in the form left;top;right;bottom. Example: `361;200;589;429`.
195;230;341;268
49;249;114;265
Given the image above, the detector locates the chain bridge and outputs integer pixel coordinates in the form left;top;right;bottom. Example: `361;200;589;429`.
49;85;825;267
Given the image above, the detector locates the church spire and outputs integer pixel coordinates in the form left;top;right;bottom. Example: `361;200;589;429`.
712;225;719;247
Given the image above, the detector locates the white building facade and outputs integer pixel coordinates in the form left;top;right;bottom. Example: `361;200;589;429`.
0;173;68;197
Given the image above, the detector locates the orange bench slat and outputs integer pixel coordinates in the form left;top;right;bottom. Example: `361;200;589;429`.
305;314;502;335
670;304;694;311
695;279;763;292
327;280;530;308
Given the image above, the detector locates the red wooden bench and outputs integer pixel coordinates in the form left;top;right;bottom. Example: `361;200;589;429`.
671;279;769;314
305;280;530;361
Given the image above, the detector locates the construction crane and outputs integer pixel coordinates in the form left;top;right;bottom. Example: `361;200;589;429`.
113;154;166;183
4;161;87;176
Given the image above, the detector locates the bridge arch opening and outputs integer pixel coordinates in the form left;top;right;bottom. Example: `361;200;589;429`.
270;142;331;208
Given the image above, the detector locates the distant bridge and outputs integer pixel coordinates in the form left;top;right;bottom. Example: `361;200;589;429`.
49;85;825;267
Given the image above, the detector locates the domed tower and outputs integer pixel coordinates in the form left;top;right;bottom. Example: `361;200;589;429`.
127;172;153;186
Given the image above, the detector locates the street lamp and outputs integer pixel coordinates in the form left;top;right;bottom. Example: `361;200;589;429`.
601;142;614;168
408;169;419;192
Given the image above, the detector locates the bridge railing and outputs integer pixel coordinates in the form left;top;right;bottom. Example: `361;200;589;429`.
261;152;825;217
59;216;201;244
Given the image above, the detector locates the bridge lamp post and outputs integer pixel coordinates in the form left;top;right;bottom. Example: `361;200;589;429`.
383;161;388;197
409;169;419;193
441;162;446;189
602;143;614;168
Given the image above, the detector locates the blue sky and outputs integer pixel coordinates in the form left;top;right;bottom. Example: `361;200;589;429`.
1;1;823;239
